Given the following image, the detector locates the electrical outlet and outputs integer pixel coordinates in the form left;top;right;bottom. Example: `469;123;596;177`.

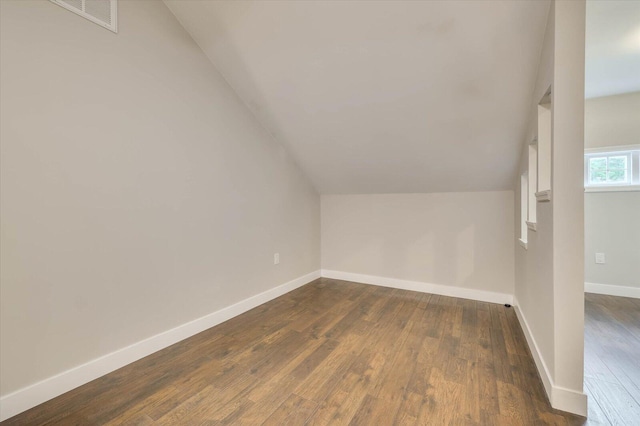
274;253;280;265
595;253;605;264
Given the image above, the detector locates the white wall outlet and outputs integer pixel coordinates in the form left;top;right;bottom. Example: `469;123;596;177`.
595;253;605;264
274;253;280;265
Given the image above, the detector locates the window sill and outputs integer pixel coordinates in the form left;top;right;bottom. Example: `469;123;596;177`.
585;185;640;193
535;190;551;202
526;221;537;232
518;238;528;250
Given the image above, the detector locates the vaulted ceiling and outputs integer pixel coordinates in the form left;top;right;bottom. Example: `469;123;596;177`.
165;0;551;194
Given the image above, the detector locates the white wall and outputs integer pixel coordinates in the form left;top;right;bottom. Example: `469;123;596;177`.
515;3;556;389
514;0;587;415
585;92;640;149
322;192;515;300
584;93;640;294
0;0;319;400
585;192;640;290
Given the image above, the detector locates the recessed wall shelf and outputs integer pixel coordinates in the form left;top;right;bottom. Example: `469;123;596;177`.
537;88;552;201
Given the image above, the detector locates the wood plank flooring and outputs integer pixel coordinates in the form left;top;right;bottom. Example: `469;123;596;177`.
2;278;586;425
584;293;640;426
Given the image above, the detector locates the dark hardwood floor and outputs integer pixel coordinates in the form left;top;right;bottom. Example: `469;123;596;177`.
2;278;587;425
584;293;640;426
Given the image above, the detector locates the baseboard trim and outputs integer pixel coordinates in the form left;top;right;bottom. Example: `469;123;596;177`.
0;270;321;422
321;269;513;305
513;298;588;417
551;385;589;418
512;300;554;397
585;282;640;299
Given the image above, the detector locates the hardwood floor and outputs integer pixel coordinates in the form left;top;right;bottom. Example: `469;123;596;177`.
584;293;640;426
2;278;586;425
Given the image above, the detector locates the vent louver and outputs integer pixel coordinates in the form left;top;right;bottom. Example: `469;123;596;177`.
50;0;117;33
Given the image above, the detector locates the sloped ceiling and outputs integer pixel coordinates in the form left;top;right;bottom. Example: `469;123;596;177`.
165;0;550;194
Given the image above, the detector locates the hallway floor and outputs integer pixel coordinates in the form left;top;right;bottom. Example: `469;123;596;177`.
584;293;640;425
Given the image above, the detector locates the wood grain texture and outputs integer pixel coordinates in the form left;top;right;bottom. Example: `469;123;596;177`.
584;293;640;426
2;278;587;425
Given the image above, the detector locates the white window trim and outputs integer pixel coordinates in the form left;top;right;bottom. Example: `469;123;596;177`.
584;185;640;193
584;145;640;192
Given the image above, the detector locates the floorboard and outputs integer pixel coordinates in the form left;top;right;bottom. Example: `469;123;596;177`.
2;278;588;425
584;293;640;426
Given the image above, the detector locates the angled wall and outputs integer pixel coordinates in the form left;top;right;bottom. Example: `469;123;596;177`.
0;0;319;418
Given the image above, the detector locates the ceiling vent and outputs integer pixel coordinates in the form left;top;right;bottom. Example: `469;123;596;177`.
50;0;117;33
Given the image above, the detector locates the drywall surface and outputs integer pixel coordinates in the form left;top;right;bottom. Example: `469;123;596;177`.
514;0;586;414
585;91;640;148
551;0;586;397
585;192;640;289
584;93;640;291
321;192;515;295
164;0;551;194
515;1;557;384
0;0;319;397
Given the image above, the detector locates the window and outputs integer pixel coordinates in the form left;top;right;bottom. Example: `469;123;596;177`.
587;153;630;185
584;147;640;191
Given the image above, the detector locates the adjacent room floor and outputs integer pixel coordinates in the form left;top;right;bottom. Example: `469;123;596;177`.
584;293;640;425
2;279;586;425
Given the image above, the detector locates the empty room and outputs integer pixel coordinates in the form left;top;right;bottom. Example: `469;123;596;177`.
1;0;633;424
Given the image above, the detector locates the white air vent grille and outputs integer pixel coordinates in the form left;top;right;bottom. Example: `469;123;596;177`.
50;0;117;33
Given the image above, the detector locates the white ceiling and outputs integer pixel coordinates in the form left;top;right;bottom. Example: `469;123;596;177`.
586;1;640;99
165;0;550;194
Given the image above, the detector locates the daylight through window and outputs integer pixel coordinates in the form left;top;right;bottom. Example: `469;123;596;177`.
584;148;640;190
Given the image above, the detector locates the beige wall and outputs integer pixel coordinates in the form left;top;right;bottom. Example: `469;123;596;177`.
514;0;586;414
584;93;640;290
321;192;515;295
0;0;319;397
585;92;640;149
514;2;557;382
585;192;640;288
551;0;586;395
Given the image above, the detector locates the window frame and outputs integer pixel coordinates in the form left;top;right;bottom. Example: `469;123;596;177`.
584;146;640;192
586;152;631;186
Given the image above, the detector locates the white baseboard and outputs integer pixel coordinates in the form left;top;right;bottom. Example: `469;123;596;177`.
321;270;513;305
585;282;640;299
0;270;321;422
512;300;554;396
551;385;589;417
513;298;588;417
